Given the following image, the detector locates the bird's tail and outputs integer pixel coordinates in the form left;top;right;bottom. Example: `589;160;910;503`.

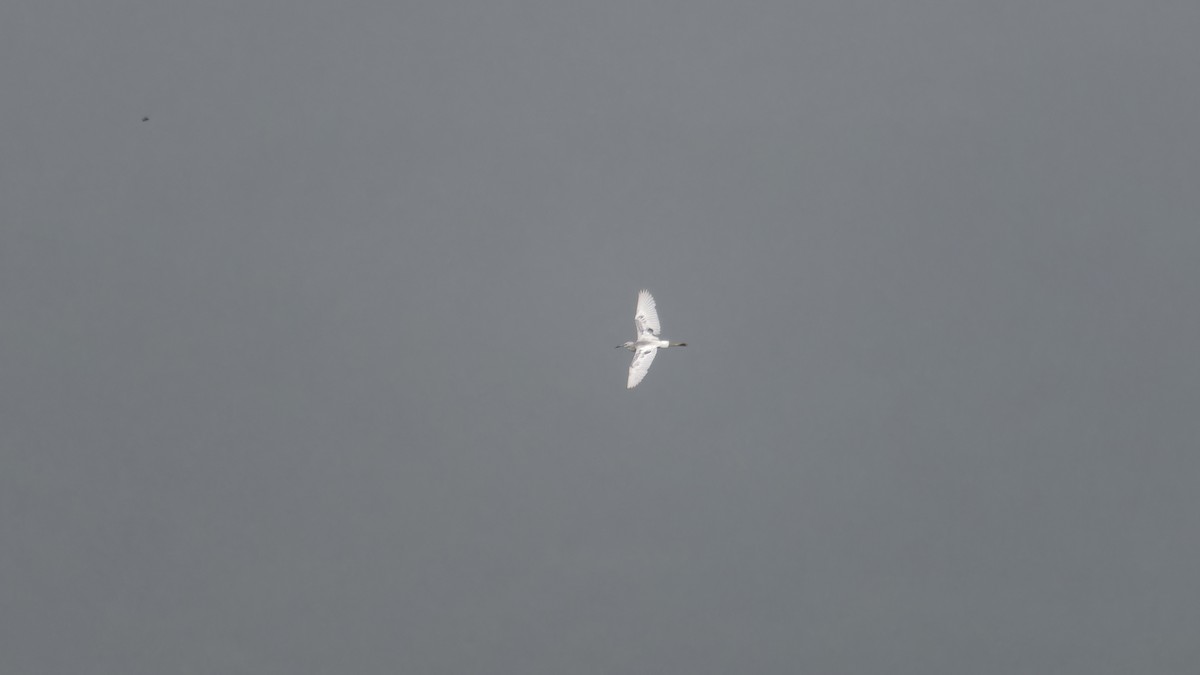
670;342;687;347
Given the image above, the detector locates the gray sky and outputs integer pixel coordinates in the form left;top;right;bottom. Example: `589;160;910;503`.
3;1;1199;673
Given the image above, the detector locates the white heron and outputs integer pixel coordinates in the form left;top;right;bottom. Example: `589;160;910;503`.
617;289;687;389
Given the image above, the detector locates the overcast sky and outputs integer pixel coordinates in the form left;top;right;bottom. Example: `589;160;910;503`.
3;1;1199;673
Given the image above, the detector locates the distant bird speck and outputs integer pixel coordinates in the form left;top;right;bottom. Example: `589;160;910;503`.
142;117;149;122
617;289;687;389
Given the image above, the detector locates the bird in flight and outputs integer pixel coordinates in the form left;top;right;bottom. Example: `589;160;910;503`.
618;289;687;388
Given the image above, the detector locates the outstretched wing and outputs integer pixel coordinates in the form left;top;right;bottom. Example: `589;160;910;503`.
627;346;658;389
634;289;661;337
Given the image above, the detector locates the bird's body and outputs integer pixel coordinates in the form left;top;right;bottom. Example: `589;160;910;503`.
620;337;676;351
619;290;686;388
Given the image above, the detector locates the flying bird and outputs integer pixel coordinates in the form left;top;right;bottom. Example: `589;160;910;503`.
618;289;687;388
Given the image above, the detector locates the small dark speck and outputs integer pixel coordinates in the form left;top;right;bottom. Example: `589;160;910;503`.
142;117;149;122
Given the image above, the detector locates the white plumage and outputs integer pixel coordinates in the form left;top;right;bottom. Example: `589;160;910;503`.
618;290;687;389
